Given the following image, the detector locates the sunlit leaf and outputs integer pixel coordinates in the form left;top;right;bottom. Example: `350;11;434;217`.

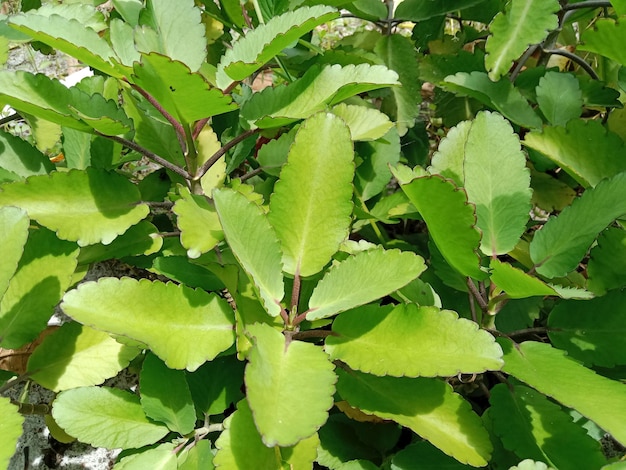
0;207;29;300
331;103;393;141
115;443;177;470
173;187;223;259
490;259;556;299
579;18;626;67
0;398;23;469
177;440;214;470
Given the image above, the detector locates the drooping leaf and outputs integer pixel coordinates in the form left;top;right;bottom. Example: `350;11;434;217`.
548;290;626;367
27;322;139;392
536;71;583;127
0;228;78;349
326;303;503;377
214;187;285;317
130;53;236;125
498;338;626;446
442;72;542;129
529;171;626;278
0;129;54;178
484;0;560;80
245;323;336;446
216;5;339;87
331;103;394;141
354;127;400;201
489;259;556;299
0;397;23;469
391;441;470;470
579;18;626;67
140;353;196;434
401;176;485;279
0;207;29;300
52;386;170;449
306;248;426;320
0;168;149;246
115;443;177;470
61;278;235;371
489;384;606;470
523;119;626;188
173;187;223;259
241;64;399;128
268;112;354;277
336;369;492;467
587;227;626;295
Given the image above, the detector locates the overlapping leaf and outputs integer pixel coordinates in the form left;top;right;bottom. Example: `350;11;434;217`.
499;339;626;446
0;398;23;469
173;187;223;259
355;128;400;201
529;171;626;278
485;0;560;80
61;278;235;371
536;72;583;127
306;248;426;320
489;259;556;299
0;168;149;246
0;207;29;300
331;103;393;141
241;64;399;127
587;227;626;295
67;87;132;136
579;18;626;67
214;187;284;317
116;443;177;470
268;112;354;277
336;369;492;467
326;303;503;377
0;129;54;179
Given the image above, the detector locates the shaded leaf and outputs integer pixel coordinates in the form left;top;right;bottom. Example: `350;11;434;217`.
268;112;354;277
61;278;235;371
115;443;177;470
307;247;426;320
336;369;492;467
588;227;626;295
354;127;400;201
530;169;576;212
326;303;503;377
214;187;285;317
394;0;485;21
0;397;23;469
178;440;214;470
536;72;583;126
173;187;223;259
579;18;626;67
391;441;469;469
0;207;29;299
245;323;336;446
0;129;54;178
52;386;169;449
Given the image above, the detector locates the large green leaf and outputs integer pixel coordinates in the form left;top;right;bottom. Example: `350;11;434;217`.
0;129;54;179
140;353;196;434
489;384;606;470
529;171;626;278
587;227;626;295
214;187;285;317
0;168;149;246
245;323;336;446
523;119;626;188
61;278;235;371
536;71;583;127
579;18;626;67
307;248;426;320
27;322;139;392
130;53;236;125
484;0;560;81
442;72;542;129
0;398;23;469
116;443;177;470
0;207;29;300
548;290;626;367
326;303;503;377
336;369;492;467
216;5;339;87
401;176;485;279
268;112;354;277
241;64;399;128
498;338;626;446
52;386;170;449
0;228;78;349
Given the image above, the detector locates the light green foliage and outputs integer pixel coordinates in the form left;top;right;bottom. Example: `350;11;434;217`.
489;259;556;299
115;443;177;470
579;18;626;67
0;398;24;469
0;207;29;299
536;72;583;126
331;103;393;141
0;129;54;178
587;227;626;294
173;187;223;259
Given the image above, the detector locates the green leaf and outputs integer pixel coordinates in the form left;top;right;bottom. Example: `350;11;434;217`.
536;72;583;127
0;168;149;246
245;323;336;446
326;303;503;377
489;259;556;299
0;397;23;469
61;127;92;169
498;338;626;446
0;228;78;349
354;128;401;201
173;187;223;259
336;369;492;467
401;176;485;279
113;0;143;26
0;129;54;178
391;441;470;470
61;278;235;371
115;443;177;470
394;0;485;21
241;64;399;128
489;384;606;470
530;169;576;212
140;353;196;434
214;187;285;317
331;103;393;141
307;247;426;320
52;386;169;449
548;290;626;367
268;112;354;277
0;207;29;299
67;87;133;136
216;5;339;87
485;0;560;81
138;0;206;71
579;18;626;67
588;227;626;295
178;440;214;470
442;72;542;129
130;53;236;125
523;119;626;188
150;256;224;291
27;322;139;392
529;171;626;278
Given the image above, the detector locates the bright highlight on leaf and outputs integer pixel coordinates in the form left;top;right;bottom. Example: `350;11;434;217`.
0;206;29;300
173;187;223;259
